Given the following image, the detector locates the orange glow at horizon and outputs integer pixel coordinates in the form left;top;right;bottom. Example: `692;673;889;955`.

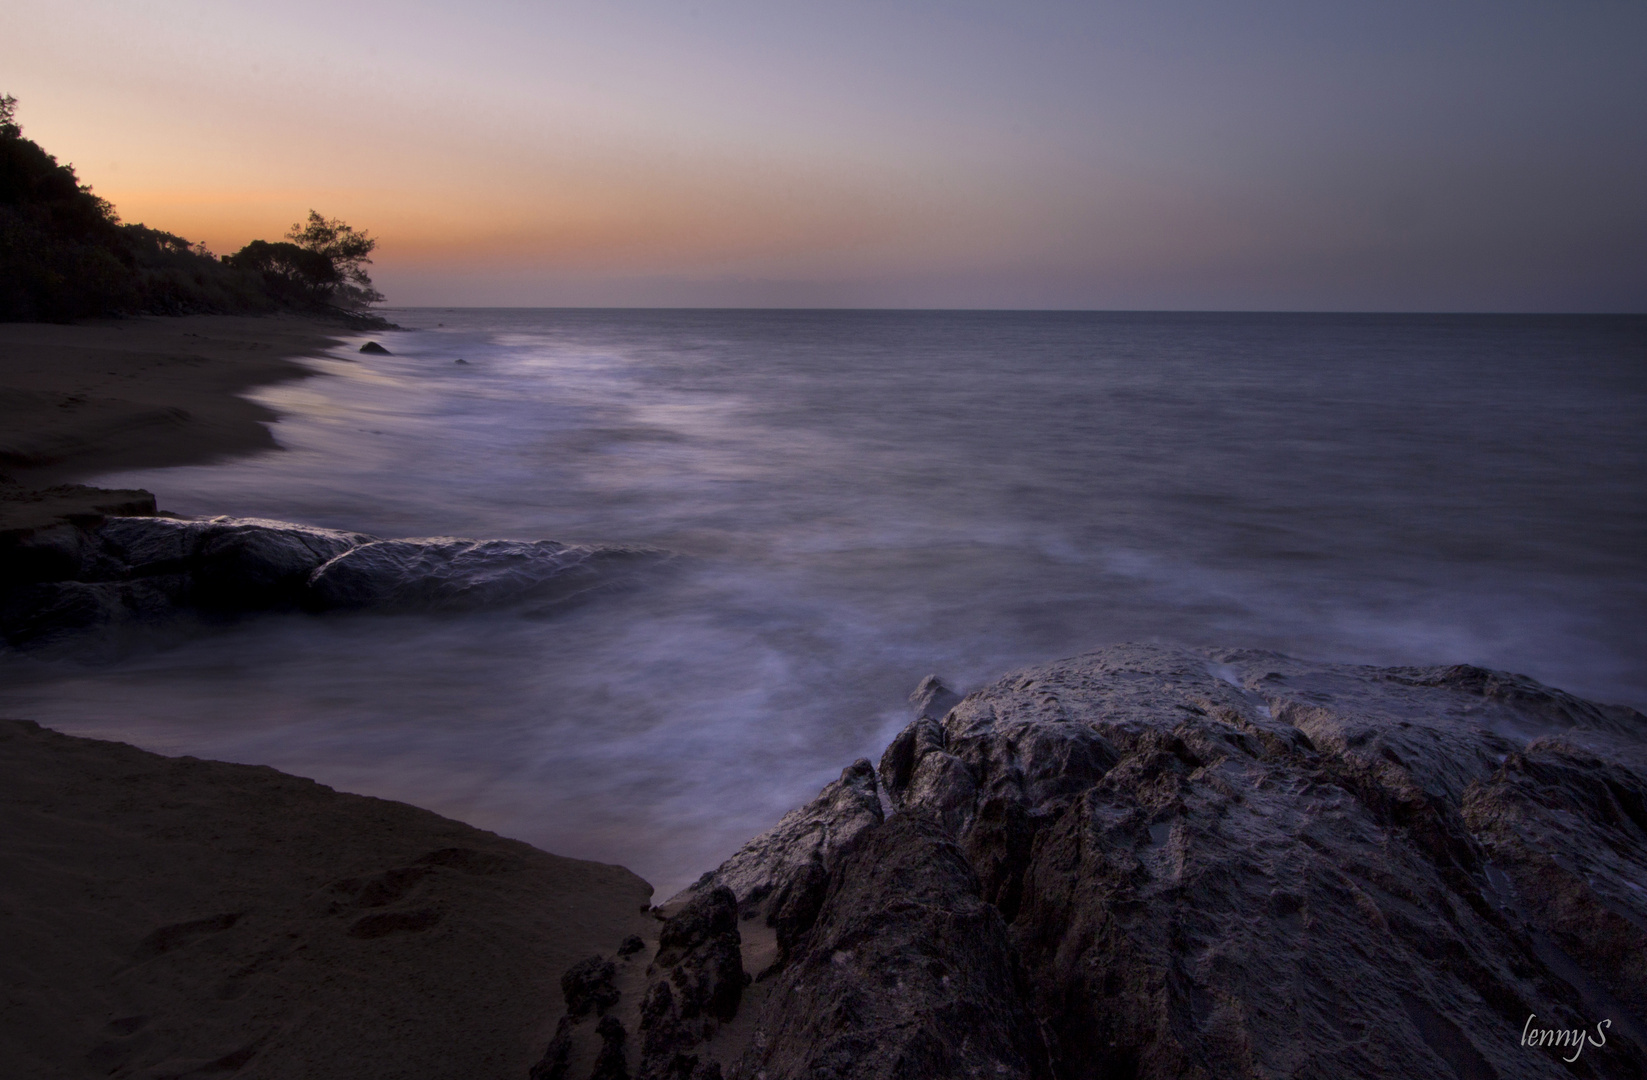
5;0;1642;310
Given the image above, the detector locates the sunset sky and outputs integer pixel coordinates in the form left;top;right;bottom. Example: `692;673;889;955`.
4;0;1644;310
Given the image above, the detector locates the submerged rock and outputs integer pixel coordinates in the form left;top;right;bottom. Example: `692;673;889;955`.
0;514;659;645
306;537;647;613
575;644;1646;1080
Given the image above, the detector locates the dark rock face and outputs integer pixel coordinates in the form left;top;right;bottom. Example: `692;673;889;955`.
531;956;633;1080
562;956;622;1020
359;341;392;354
734;811;1054;1080
584;644;1647;1080
0;514;657;645
666;758;884;924
866;645;1647;1080
637;886;746;1080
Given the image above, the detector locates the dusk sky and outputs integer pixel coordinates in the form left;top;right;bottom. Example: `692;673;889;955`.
5;0;1644;310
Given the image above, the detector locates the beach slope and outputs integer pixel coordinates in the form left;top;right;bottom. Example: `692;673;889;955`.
0;719;654;1080
0;315;344;485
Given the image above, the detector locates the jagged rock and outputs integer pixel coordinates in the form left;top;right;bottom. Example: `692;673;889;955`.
1464;739;1647;1032
636;887;745;1080
908;673;961;721
531;953;633;1080
648;645;1647;1079
866;644;1647;1079
529;1019;574;1080
733;811;1053;1080
665;760;883;926
359;341;391;354
562;956;622;1019
304;537;644;612
591;1015;630;1080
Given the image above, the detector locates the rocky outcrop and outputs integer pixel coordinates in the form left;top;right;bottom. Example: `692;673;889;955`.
734;810;1054;1080
666;759;884;929
540;644;1647;1080
1;513;658;645
530;887;750;1080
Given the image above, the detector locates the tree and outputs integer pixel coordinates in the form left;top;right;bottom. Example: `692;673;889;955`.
0;94;19;139
284;210;384;309
221;239;339;303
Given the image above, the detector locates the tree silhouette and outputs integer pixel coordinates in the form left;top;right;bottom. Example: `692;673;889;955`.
284;210;384;309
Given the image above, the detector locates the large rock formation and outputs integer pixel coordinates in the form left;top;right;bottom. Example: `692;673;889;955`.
543;644;1647;1080
0;512;658;645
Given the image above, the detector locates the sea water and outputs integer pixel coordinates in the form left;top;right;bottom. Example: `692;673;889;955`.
3;310;1643;895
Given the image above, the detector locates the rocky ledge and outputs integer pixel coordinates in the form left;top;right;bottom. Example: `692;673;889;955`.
1;502;659;646
541;644;1647;1080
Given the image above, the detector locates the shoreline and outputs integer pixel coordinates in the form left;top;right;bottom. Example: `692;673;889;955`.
0;314;672;1079
3;315;1645;1078
0;313;348;492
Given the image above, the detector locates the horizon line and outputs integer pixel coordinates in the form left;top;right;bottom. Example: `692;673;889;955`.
368;306;1647;317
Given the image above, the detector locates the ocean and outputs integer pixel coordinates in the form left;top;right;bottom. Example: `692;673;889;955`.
3;310;1643;895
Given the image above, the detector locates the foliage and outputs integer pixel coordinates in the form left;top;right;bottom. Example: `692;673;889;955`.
0;94;385;322
222;239;340;304
0;94;21;140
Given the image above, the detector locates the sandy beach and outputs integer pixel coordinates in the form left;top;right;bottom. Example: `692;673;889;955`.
0;315;343;488
0;316;661;1079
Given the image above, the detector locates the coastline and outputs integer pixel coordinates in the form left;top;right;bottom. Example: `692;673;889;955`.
0;313;345;490
0;316;667;1079
2;315;1644;1078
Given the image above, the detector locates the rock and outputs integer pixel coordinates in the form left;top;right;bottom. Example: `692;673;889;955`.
1;515;375;643
636;886;745;1080
359;341;391;355
189;518;372;608
866;645;1647;1079
531;954;634;1080
647;645;1647;1079
0;514;660;644
304;537;651;612
664;760;883;929
563;956;622;1019
908;673;961;721
0;481;156;537
733;811;1054;1080
455;358;469;364
0;579;128;643
590;1015;630;1080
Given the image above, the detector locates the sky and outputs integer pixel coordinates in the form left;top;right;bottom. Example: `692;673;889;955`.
4;0;1645;310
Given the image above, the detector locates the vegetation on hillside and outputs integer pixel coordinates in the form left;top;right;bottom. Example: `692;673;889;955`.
0;94;384;323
